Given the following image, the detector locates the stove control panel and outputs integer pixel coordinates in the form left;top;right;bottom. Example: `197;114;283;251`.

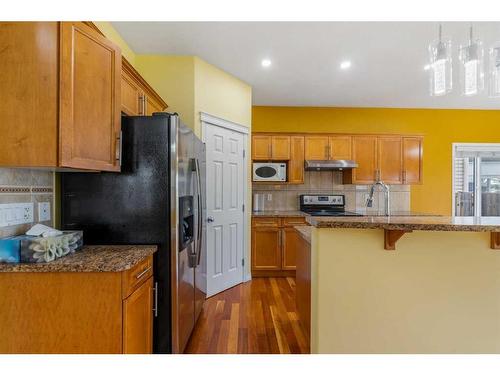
300;194;345;206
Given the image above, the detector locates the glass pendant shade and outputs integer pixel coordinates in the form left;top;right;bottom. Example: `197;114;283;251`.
459;28;484;96
489;43;500;98
428;35;452;96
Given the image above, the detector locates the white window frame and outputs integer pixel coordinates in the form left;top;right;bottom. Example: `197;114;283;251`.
452;143;500;217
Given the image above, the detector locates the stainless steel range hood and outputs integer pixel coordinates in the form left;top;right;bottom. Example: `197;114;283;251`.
304;159;358;171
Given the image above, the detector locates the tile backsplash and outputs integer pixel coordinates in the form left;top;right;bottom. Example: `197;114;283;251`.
252;170;410;213
0;168;54;238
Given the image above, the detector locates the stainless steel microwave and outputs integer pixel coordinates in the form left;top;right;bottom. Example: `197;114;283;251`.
253;162;286;182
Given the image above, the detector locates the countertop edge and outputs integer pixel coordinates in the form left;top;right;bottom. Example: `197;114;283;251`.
306;217;500;232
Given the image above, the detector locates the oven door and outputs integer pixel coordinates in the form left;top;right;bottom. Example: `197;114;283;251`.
253;163;286;181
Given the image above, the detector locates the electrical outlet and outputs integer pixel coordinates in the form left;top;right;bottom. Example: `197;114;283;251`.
0;203;34;227
38;202;51;222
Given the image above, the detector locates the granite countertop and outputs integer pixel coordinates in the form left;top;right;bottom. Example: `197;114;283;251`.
0;245;157;273
352;210;440;217
294;225;312;243
252;210;308;217
306;216;500;232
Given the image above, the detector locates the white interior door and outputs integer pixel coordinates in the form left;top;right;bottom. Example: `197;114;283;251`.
205;123;245;297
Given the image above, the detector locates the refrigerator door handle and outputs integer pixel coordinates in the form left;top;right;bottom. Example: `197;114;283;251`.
195;158;203;266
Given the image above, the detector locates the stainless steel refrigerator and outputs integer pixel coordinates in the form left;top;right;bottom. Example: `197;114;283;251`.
61;113;206;354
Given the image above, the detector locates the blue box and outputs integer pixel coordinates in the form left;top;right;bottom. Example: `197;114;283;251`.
0;236;23;263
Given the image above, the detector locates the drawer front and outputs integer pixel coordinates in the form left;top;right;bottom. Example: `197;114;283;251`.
122;256;153;298
252;217;281;227
282;217;308;227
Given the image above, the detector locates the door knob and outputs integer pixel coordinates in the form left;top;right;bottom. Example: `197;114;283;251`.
207;216;215;223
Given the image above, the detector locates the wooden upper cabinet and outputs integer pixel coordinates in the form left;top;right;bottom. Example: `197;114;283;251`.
377;136;403;184
121;72;142;116
289;136;305;184
305;136;329;160
0;22;122;171
120;58;167;117
350;136;378;184
252;135;272;160
145;96;164;116
0;22;59;167
252;135;290;160
123;276;153;354
403;137;423;184
271;136;291;160
59;22;121;172
329;136;352;160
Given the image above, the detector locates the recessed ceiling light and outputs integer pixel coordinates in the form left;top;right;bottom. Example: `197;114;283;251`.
261;59;272;68
423;64;431;71
340;60;351;70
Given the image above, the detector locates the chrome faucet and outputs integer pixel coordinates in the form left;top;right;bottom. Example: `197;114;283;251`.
366;180;390;216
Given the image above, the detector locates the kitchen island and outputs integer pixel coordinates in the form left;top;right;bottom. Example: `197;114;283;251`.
305;216;500;354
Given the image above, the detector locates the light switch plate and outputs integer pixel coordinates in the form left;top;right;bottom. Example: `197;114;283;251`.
38;202;51;222
0;203;34;227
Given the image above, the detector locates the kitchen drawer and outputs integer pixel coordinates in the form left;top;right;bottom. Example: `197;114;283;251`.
122;255;153;298
282;217;308;227
252;217;281;227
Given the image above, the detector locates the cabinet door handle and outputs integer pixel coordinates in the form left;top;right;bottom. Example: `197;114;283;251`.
268;143;272;158
115;131;122;167
403;170;407;183
325;145;329;159
153;281;158;318
138;94;144;115
135;266;152;280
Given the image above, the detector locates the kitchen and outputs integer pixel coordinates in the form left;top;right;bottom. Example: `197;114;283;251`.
3;10;500;368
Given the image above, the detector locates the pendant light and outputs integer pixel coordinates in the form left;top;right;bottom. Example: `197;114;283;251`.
428;24;452;96
489;43;500;97
459;25;484;96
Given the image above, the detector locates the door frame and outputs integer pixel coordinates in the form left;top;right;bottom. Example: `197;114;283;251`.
200;112;251;283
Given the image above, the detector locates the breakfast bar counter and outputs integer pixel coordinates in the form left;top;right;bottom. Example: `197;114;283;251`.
308;215;500;354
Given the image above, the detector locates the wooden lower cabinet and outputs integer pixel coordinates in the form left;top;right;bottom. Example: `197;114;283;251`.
251;216;308;277
123;276;154;354
295;232;311;341
0;256;154;354
252;226;282;271
282;228;299;270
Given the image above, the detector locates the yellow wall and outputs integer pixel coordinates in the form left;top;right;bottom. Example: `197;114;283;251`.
194;57;252;133
94;22;137;66
311;227;500;353
252;106;500;215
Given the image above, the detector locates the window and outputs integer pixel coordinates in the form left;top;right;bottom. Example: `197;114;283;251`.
453;143;500;217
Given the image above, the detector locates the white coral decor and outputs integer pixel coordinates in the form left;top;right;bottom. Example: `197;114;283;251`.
30;234;80;263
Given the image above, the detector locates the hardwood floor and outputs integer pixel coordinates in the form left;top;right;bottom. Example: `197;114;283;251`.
185;277;310;354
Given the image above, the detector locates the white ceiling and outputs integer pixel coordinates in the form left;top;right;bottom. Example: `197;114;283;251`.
112;22;500;109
